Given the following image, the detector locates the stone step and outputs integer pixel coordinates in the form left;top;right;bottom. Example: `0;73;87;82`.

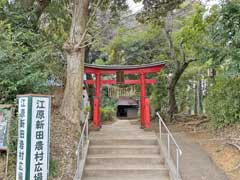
82;120;170;180
99;123;139;126
92;127;142;129
86;155;165;166
90;130;155;134
83;167;169;178
83;176;170;180
90;138;158;146
99;129;143;131
90;135;157;139
88;145;160;155
90;132;155;137
85;164;165;169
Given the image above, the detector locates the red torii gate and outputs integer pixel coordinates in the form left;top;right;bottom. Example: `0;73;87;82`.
84;62;165;129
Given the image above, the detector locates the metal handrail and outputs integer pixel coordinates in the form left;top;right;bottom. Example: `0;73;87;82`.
156;112;182;180
74;112;90;180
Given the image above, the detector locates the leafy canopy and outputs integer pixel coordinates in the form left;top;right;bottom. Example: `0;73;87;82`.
0;1;69;103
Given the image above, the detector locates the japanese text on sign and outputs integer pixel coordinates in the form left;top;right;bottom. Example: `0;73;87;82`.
16;98;28;180
30;97;50;180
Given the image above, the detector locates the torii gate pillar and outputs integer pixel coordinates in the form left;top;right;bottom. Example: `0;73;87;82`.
140;73;146;128
93;73;101;129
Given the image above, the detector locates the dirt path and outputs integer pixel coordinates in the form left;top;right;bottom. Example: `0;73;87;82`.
172;132;228;180
165;121;240;180
187;131;240;180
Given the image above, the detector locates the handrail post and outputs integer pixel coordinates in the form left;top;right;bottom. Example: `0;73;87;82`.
176;148;179;180
74;112;90;180
167;133;170;159
86;116;89;141
159;119;162;141
81;137;84;158
156;112;182;180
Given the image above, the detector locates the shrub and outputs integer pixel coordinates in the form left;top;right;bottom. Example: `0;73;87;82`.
49;158;60;179
100;107;115;121
205;76;240;128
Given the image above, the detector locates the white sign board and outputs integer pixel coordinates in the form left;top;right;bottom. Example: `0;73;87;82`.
16;95;51;180
30;97;50;180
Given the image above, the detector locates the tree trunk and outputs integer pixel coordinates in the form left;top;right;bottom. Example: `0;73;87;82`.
61;0;89;124
60;1;89;177
198;80;203;114
61;51;85;123
168;84;178;120
194;81;198;115
164;22;196;121
168;62;190;120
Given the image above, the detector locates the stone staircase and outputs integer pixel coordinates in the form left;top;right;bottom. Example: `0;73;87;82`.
82;120;170;180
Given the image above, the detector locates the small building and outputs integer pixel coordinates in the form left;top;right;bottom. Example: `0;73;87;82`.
117;97;138;119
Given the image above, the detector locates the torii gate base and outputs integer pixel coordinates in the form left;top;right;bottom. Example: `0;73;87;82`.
84;62;165;129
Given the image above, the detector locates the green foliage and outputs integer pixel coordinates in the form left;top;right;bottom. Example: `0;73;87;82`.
49;158;60;179
99;86;117;121
95;58;106;65
83;105;91;115
101;87;117;107
174;4;214;57
206;76;240;128
150;72;168;114
106;25;165;65
100;107;115;121
204;0;240;75
0;2;68;103
100;0;128;19
212;0;240;47
198;1;240;127
44;0;71;44
136;0;185;24
148;5;210;115
0;20;63;103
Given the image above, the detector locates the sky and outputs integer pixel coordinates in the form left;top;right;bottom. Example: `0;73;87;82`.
127;0;220;13
127;0;144;14
8;0;219;10
202;0;220;8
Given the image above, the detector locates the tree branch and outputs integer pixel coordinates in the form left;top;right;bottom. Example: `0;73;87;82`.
170;0;196;18
179;41;186;63
164;28;180;69
227;142;240;151
186;58;197;64
74;0;103;50
80;23;109;46
35;0;51;22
